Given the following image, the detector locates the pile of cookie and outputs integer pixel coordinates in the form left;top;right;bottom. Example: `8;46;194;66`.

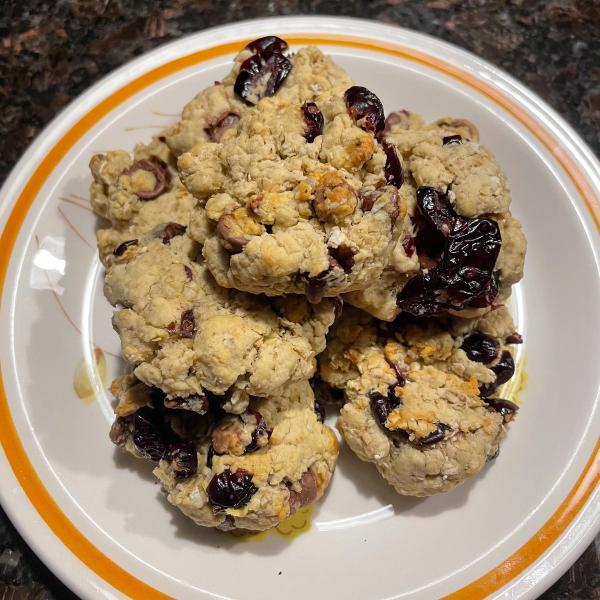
91;37;526;532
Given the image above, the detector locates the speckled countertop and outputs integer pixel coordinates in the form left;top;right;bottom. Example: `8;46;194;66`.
0;1;599;598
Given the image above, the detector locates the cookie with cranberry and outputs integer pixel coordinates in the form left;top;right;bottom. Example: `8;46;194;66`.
89;136;197;268
178;42;414;300
111;376;338;531
103;233;336;401
319;306;520;496
345;111;526;320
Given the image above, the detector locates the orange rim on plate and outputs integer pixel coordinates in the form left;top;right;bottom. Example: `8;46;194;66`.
0;34;598;600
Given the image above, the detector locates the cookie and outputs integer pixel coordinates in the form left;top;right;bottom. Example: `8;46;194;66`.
110;377;339;531
164;37;351;157
345;111;526;320
319;306;520;496
177;41;413;300
103;232;336;400
89;136;197;268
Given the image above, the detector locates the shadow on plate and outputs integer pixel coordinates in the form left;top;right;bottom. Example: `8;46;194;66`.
111;448;156;484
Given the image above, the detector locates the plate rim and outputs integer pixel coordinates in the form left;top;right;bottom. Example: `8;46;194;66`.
0;15;598;600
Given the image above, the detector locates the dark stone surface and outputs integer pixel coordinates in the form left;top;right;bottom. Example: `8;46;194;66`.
0;1;598;599
0;506;78;599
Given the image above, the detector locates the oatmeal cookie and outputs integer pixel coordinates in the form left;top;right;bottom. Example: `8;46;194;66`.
89;137;197;267
319;306;520;496
345;111;526;320
163;36;352;157
103;232;336;400
177;41;413;299
110;377;339;531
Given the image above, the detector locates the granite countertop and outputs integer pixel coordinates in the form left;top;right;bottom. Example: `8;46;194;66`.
0;1;598;598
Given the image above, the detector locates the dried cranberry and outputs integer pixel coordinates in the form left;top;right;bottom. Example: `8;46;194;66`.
479;383;495;398
416;187;457;238
153;222;187;244
135;388;208;446
440;218;501;308
113;239;138;256
415;423;449;446
205;113;240;142
206;444;215;469
493;351;516;385
466;270;499;308
415;218;446;262
245;412;272;453
370;385;401;427
328;245;356;273
207;469;257;509
184;265;193;281
166;442;198;479
485;398;519;421
461;333;500;364
149;387;167;410
234;52;292;105
245;36;288;55
382;142;403;188
302;101;324;142
443;218;501;272
392;365;408;386
402;236;416;257
344;86;385;133
126;157;172;200
132;408;167;461
480;351;515;397
179;309;196;339
396;270;442;316
381;353;408;385
443;134;462;145
506;332;523;344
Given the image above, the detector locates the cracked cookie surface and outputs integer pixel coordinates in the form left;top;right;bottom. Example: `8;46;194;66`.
110;377;339;531
103;233;336;399
178;45;413;300
90;129;336;402
90;137;198;268
345;112;526;321
319;305;520;496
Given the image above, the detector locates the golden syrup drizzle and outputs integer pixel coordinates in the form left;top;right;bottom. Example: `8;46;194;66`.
275;506;313;538
73;347;107;405
230;506;314;543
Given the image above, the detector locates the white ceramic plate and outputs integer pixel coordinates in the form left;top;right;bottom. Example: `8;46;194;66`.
0;16;598;600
